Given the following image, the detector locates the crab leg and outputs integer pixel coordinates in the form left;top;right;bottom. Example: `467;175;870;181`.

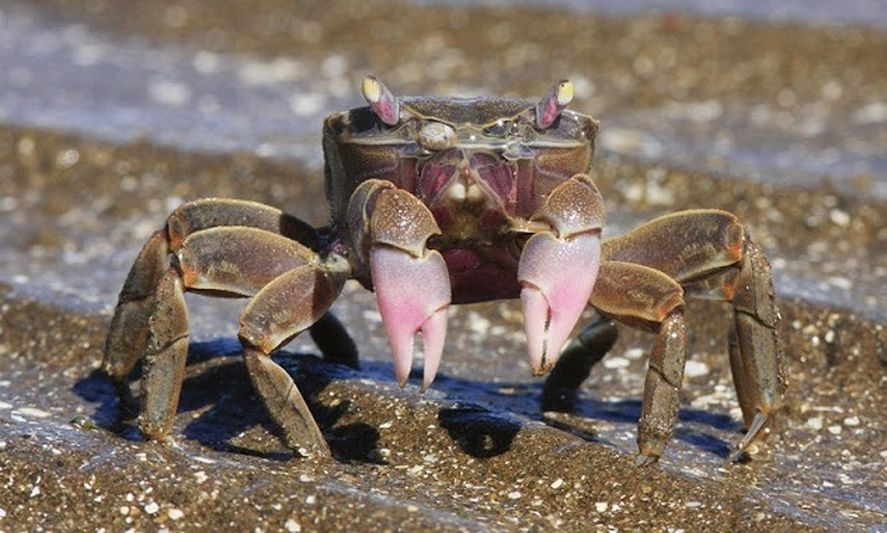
348;179;452;389
728;236;784;459
239;264;348;457
136;226;348;456
518;174;605;375
139;266;188;439
104;229;170;385
590;261;687;464
602;209;785;460
104;198;353;386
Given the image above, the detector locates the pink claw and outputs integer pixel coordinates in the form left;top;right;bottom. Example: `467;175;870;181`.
518;231;601;375
370;246;451;388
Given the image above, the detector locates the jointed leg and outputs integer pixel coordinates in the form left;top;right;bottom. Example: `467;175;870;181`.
637;311;687;464
141;235;345;456
139;267;189;438
728;236;785;459
103;199;352;385
137;225;325;440
103;198;353;453
104;230;170;385
603;210;785;460
239;265;347;457
590;260;687;463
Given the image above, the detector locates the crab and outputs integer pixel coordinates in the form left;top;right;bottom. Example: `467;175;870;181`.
103;76;785;463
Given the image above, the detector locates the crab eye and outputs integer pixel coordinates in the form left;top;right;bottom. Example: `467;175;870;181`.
535;79;574;129
361;75;400;126
418;122;456;151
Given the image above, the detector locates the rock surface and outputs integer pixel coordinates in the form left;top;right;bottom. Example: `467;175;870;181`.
0;1;884;531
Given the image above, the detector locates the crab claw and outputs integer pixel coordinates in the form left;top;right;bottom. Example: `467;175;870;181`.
370;246;451;389
518;231;601;375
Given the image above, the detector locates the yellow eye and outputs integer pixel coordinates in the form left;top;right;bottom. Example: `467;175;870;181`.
361;76;382;104
556;80;574;106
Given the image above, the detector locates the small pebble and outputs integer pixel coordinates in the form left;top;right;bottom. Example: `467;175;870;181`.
71;416;97;430
284;518;301;532
806;417;824;430
595;502;608;512
508;491;522;500
829;209;851;227
16;407;51;418
168;509;184;520
144;502;159;515
828;425;842;435
843;416;860;426
684;360;709;378
550;478;564;489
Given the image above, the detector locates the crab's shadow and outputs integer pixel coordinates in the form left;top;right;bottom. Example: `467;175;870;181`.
76;339;737;462
74;338;381;463
422;365;737;459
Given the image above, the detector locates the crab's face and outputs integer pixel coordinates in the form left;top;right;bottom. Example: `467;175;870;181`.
323;78;598;240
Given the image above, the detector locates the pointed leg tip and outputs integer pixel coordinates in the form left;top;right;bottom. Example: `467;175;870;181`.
732;412;769;460
635;453;659;468
728;449;749;464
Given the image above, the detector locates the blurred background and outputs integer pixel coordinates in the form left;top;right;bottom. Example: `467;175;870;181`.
0;1;884;530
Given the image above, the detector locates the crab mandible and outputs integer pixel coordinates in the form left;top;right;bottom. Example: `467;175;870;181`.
103;77;785;463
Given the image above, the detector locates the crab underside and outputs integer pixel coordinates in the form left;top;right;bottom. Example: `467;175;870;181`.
103;77;786;463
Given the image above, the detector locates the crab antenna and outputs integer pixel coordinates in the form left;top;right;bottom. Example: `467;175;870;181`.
361;75;400;126
535;79;573;129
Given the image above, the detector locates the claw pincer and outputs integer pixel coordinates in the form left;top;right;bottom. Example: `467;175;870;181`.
349;180;452;390
518;176;605;374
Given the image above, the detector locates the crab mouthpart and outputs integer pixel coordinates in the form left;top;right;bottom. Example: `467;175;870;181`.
370;245;451;389
518;231;601;375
